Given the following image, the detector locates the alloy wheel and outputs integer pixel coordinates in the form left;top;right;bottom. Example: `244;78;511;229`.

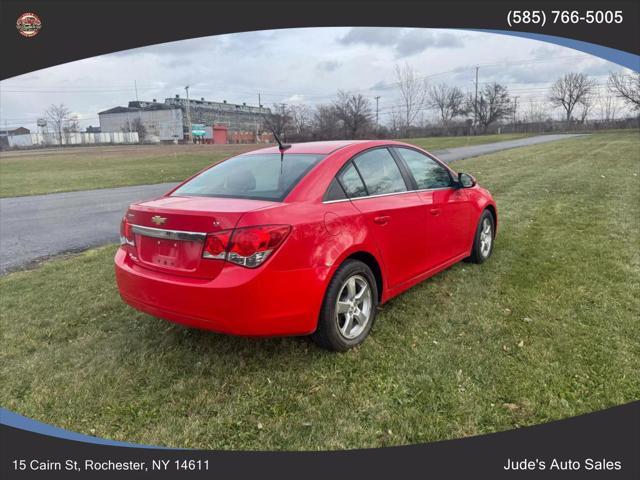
335;274;372;340
479;217;493;258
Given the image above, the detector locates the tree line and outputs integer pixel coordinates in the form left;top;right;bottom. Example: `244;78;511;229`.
263;66;640;141
41;67;639;143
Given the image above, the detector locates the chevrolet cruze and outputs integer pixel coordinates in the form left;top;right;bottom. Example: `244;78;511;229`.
115;140;497;351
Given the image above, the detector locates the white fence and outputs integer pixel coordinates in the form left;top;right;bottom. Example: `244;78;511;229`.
4;132;140;149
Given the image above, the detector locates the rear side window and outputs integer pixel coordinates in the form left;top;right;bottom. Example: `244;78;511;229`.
353;148;408;196
394;147;452;190
324;178;347;201
171;153;324;201
338;163;367;198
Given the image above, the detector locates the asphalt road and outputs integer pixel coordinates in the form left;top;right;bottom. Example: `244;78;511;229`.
0;134;585;273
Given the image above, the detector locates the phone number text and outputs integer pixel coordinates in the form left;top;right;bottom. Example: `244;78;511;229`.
507;10;623;28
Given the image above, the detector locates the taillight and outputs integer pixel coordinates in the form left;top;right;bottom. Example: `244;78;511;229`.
202;230;232;260
202;225;291;268
119;217;135;246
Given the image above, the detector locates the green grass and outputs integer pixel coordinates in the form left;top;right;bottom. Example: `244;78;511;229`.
0;134;532;198
0;144;257;198
1;132;638;450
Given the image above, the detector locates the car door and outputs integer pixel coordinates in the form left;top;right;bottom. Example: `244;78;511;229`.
336;147;427;288
392;147;473;268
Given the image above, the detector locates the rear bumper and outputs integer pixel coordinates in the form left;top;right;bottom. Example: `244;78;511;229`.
114;247;325;336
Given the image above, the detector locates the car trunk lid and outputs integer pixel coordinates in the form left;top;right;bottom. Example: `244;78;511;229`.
124;195;276;279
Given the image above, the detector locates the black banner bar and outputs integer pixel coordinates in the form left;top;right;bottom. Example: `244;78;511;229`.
1;0;639;79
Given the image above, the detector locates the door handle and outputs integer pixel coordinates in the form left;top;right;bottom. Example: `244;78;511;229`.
373;215;391;225
429;208;441;216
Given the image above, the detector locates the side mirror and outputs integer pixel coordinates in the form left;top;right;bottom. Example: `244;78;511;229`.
457;172;476;188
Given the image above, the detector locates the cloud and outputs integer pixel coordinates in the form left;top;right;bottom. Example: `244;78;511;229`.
339;28;464;58
339;27;401;47
284;94;305;104
370;80;397;92
395;30;464;57
316;60;342;73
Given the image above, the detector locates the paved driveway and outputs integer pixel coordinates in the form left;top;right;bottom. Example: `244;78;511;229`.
0;134;585;273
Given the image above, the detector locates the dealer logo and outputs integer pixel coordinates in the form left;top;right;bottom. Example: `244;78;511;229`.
16;12;42;38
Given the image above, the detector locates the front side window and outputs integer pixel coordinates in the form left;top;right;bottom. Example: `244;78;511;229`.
394;148;452;190
171;153;324;201
352;148;408;196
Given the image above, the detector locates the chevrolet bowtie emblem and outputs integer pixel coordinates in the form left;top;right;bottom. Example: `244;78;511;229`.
151;215;167;226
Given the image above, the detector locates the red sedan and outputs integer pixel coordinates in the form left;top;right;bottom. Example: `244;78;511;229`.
115;140;497;351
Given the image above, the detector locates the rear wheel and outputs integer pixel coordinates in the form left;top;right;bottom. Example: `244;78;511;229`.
311;260;378;351
468;209;495;264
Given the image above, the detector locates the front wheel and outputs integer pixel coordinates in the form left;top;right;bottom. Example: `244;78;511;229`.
468;210;495;264
311;259;378;352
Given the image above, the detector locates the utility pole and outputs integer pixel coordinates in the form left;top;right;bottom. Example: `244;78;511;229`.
474;65;479;135
512;96;519;126
185;85;192;144
134;80;142;128
375;96;381;129
258;93;261;108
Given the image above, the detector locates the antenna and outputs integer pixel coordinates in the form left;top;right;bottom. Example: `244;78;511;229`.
272;132;291;173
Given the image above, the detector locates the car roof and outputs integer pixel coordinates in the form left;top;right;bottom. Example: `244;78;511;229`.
245;140;394;155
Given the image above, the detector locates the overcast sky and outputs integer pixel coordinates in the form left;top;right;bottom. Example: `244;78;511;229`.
0;27;629;130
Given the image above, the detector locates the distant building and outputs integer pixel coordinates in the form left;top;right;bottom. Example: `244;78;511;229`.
98;96;271;143
85;125;101;133
0;126;30;136
0;127;31;149
98;101;184;142
164;95;271;134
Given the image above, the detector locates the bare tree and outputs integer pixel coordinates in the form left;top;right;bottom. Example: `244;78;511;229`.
608;71;640;111
394;63;427;132
577;91;595;123
523;100;550;124
427;83;467;130
313;104;341;140
288;104;313;140
45;104;72;145
548;73;596;121
387;106;403;136
263;104;292;140
466;83;512;132
333;91;373;139
63;114;80;143
123;117;147;139
599;94;619;122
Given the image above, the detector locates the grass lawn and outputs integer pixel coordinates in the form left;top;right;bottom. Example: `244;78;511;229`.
0;133;532;197
401;132;532;151
0;144;258;198
1;132;638;450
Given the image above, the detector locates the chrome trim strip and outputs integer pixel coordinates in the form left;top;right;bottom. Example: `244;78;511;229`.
414;186;455;194
131;224;207;242
322;186;455;204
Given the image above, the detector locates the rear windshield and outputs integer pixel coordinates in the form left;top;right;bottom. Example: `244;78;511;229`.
171;153;325;201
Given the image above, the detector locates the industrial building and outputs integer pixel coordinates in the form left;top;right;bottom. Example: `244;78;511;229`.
98;102;184;142
98;96;272;143
0;127;31;149
164;95;271;133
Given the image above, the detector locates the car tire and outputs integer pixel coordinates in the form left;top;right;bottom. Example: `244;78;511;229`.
311;259;379;352
468;209;495;264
